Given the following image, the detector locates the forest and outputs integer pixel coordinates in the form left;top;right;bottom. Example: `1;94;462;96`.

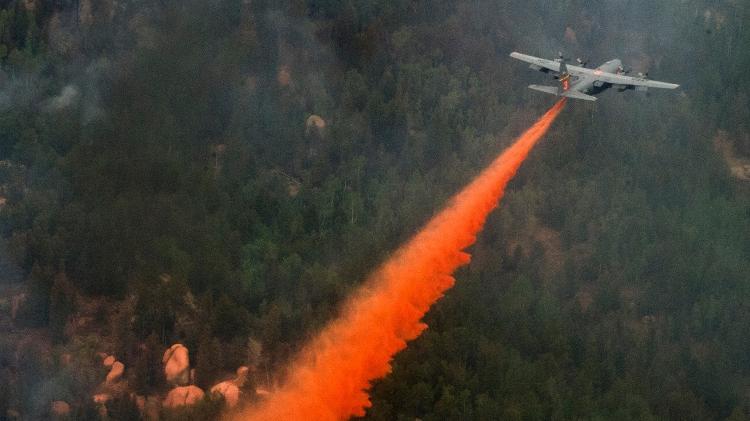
0;0;749;419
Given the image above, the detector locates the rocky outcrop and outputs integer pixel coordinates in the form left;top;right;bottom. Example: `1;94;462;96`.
211;381;240;408
209;366;251;408
305;114;326;136
93;393;111;404
103;355;115;367
163;344;190;386
235;366;250;387
91;353;128;417
106;361;125;384
163;385;205;408
50;401;70;419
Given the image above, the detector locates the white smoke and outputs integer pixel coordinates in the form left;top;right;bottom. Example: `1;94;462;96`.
46;85;80;111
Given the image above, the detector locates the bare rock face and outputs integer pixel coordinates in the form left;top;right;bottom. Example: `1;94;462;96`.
163;385;205;408
162;344;190;386
106;361;125;384
50;401;70;419
211;381;240;408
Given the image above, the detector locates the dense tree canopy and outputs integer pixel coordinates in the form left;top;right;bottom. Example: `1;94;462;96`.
0;0;749;419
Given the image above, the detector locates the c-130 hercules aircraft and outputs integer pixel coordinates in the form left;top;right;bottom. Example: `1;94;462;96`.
510;51;679;101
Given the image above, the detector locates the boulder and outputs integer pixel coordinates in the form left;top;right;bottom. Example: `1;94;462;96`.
106;361;124;384
305;115;326;136
211;381;240;408
103;355;116;367
163;385;205;408
235;366;250;387
162;344;190;386
93;393;111;404
50;401;70;418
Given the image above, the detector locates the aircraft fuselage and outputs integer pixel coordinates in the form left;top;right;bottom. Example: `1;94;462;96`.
571;59;622;95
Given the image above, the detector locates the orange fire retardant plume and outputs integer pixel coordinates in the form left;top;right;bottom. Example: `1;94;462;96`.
231;99;566;421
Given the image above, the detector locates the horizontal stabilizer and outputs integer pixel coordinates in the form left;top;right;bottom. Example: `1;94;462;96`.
528;84;560;95
561;90;597;101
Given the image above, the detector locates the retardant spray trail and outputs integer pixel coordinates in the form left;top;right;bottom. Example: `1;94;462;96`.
232;99;566;421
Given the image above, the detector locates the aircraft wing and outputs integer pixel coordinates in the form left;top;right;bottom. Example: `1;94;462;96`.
568;67;679;89
509;52;561;73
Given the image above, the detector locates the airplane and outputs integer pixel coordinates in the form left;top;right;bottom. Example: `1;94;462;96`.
509;51;679;101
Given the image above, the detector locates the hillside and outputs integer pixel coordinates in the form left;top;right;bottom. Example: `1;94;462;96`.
1;0;749;420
